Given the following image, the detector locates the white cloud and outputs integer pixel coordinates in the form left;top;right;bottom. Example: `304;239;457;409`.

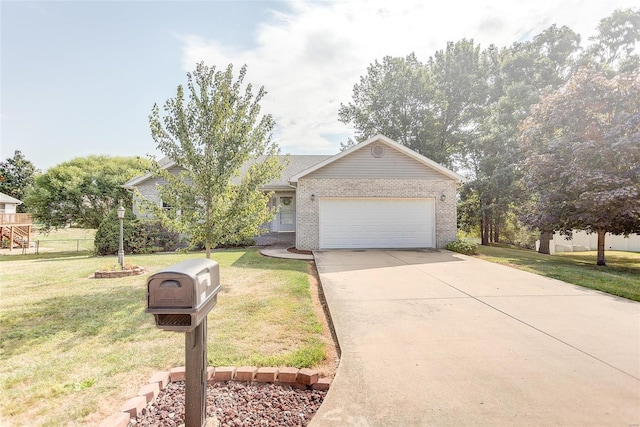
179;0;638;154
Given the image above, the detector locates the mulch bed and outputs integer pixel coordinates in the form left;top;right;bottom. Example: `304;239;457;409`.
129;381;326;426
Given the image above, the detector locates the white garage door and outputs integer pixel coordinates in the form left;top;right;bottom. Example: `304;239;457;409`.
319;198;435;249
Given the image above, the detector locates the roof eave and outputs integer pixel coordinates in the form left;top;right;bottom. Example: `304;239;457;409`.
123;159;177;188
259;185;296;192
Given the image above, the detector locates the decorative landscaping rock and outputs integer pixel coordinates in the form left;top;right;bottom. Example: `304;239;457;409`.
99;365;332;426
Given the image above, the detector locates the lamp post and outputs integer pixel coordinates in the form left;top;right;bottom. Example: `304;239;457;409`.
117;205;125;270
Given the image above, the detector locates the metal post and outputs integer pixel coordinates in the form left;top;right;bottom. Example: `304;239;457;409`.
117;205;125;270
118;218;124;269
185;317;207;427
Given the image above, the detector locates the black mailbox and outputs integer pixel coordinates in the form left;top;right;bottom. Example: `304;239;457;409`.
146;258;221;331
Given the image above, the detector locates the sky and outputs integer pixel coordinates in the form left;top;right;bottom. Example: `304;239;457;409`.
1;0;638;171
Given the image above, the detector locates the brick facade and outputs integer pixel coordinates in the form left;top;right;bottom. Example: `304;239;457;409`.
296;178;458;250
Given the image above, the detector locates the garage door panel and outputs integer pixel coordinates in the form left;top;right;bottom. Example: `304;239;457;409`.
319;198;434;249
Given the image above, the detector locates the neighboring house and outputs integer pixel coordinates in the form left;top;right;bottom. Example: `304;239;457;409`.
0;192;22;215
0;192;33;251
124;135;465;250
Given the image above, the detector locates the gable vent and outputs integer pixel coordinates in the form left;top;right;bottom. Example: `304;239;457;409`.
371;144;385;158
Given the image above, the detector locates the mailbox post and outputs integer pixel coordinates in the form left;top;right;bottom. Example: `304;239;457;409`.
146;258;221;427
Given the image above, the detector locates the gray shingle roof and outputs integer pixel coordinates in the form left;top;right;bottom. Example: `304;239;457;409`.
124;155;333;189
240;155;332;188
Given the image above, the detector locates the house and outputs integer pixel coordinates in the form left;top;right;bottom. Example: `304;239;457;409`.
0;192;33;251
0;192;22;215
124;135;465;250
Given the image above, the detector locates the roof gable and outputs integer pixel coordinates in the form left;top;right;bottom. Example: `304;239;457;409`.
0;192;23;204
123;158;177;188
289;135;465;183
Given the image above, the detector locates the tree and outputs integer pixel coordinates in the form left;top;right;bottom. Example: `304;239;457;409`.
0;150;38;212
338;54;440;159
146;62;283;258
583;8;640;73
519;68;640;265
25;156;149;230
427;39;490;167
339;41;489;169
461;25;581;246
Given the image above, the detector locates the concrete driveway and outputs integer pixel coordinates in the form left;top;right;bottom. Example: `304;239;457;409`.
310;250;640;427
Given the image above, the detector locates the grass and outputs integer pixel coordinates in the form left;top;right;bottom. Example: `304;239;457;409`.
0;227;96;256
476;245;640;301
32;227;96;254
34;226;96;241
0;249;327;426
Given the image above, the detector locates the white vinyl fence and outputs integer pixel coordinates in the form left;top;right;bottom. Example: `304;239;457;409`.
537;230;640;254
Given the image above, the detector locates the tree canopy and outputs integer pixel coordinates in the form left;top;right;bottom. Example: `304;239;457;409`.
25;156;149;230
0;150;38;212
339;8;640;264
338;40;488;168
146;62;283;258
519;68;640;265
584;8;640;73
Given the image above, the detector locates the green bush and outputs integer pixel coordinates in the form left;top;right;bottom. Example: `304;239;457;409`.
95;211;186;255
446;240;478;255
142;220;183;252
94;208;148;256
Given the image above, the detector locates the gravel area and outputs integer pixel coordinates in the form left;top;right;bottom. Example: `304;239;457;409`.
129;381;327;426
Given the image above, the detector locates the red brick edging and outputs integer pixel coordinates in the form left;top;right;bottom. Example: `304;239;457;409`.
94;267;146;279
98;366;331;427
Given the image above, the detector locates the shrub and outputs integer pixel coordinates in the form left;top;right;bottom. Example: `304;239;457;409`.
95;212;187;256
141;220;183;252
94;208;148;255
446;240;478;255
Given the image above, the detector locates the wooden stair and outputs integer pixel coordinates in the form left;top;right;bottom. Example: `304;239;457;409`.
0;213;33;251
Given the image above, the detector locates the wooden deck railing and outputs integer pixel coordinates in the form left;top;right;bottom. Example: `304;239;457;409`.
0;213;33;225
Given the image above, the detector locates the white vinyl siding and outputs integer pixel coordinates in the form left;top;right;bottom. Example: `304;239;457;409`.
319;198;435;249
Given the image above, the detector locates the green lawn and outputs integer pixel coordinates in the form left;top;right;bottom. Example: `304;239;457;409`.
476;245;640;301
34;226;97;241
32;227;96;254
0;249;328;426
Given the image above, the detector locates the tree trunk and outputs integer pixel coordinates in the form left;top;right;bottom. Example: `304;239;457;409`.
481;214;489;246
489;222;494;244
596;228;606;266
205;206;211;259
538;231;552;254
494;222;500;244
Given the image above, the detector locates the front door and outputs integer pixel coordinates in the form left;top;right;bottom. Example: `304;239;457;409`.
277;196;296;232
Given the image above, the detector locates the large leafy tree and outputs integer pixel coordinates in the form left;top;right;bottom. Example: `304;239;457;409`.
462;25;581;246
519;68;640;266
338;54;438;159
146;62;283;258
427;39;489;166
339;41;488;168
583;8;640;73
0;150;38;212
25;156;149;230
